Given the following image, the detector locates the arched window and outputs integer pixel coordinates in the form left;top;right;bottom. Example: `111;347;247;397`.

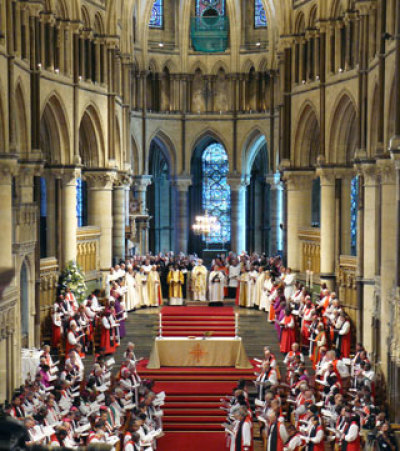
76;177;87;227
255;0;267;28
149;0;164;28
201;143;230;244
40;177;47;258
350;175;359;256
196;0;225;17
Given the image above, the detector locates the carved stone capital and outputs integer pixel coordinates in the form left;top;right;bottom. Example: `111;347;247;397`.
53;167;81;187
85;170;117;190
173;176;192;192
227;175;248;191
133;175;152;192
0;156;19;183
359;163;377;186
376;159;396;185
282;171;314;191
114;172;132;188
316;168;336;186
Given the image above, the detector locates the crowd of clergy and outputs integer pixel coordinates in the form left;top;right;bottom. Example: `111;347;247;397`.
5;341;164;449
220;258;398;451
11;252;398;450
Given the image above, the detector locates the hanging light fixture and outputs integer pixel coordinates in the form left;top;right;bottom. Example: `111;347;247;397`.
192;211;220;237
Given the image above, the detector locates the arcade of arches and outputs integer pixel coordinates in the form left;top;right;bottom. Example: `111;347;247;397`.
0;0;400;422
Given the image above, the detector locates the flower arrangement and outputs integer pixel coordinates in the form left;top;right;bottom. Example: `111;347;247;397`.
59;261;87;304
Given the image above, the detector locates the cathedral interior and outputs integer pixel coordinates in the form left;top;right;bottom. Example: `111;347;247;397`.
1;0;400;427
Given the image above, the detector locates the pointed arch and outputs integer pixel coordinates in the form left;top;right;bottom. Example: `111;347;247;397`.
147;130;177;176
131;134;140;176
94;12;105;36
294;11;305;33
79;104;105;168
190;129;231;170
309;4;318;28
241;59;256;74
188;60;208;75
40;93;71;165
241;127;270;178
114;115;122;167
81;5;91;29
15;82;29;156
294;102;320;167
328;92;358;164
211;60;230;75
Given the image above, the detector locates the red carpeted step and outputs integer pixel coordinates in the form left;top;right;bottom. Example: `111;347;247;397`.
163;409;226;416
162;331;235;337
166;395;224;402
157;431;226;451
141;375;253;381
164;415;224;424
161;306;234;316
162;325;235;330
154;381;238;394
139;368;253;375
163;423;224;431
165;402;222;408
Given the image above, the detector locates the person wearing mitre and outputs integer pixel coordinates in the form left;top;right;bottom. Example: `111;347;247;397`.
191;259;208;302
208;265;226;305
147;266;163;307
135;266;149;307
259;271;273;312
167;263;184;305
254;267;265;309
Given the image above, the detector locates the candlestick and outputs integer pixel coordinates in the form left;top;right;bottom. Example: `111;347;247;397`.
159;313;162;338
310;271;314;289
235;313;239;338
305;270;310;287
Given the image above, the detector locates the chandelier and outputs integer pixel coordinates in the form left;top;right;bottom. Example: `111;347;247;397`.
192;211;220;236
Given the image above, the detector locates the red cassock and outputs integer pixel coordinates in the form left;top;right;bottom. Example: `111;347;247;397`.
280;315;296;353
340;331;351;358
343;422;361;451
52;324;61;348
100;318;116;354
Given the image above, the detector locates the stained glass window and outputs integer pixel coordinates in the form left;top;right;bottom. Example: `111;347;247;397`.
40;177;47;217
255;0;267;28
196;0;225;17
350;176;359;256
149;0;164;29
76;177;87;227
202;143;230;244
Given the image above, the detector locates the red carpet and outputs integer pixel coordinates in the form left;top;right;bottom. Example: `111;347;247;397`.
160;306;236;337
139;306;252;450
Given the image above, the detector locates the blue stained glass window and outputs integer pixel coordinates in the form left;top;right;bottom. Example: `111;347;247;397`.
40;177;47;217
202;143;231;244
255;0;267;28
350;176;359;256
196;0;225;17
76;177;87;227
149;0;164;28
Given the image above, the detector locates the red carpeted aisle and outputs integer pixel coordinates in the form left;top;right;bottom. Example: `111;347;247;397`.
160;306;236;337
137;306;254;450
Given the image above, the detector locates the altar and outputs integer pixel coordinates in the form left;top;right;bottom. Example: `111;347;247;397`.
147;337;252;369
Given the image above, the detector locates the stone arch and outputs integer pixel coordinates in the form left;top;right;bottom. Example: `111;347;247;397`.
148;58;159;73
241;128;270;179
190;129;231;171
79;104;105;168
40;93;71;165
211;60;229;76
94;12;105;36
242;59;256;74
294;102;320;167
308;4;318;28
147;130;177;176
330;0;344;19
114;115;122;167
329;92;358;164
81;5;91;29
131;134;140;175
387;75;396;147
15;82;29;156
258;58;269;72
188;60;208;75
163;59;178;73
294;11;305;33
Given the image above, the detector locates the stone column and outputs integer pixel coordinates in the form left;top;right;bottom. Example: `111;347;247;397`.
0;159;17;269
45;172;57;257
376;159;397;376
133;176;152;254
266;173;283;256
59;168;80;267
283;172;313;272
174;177;191;254
86;171;116;272
113;175;130;263
317;169;336;289
360;164;378;352
228;176;247;255
340;173;353;255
